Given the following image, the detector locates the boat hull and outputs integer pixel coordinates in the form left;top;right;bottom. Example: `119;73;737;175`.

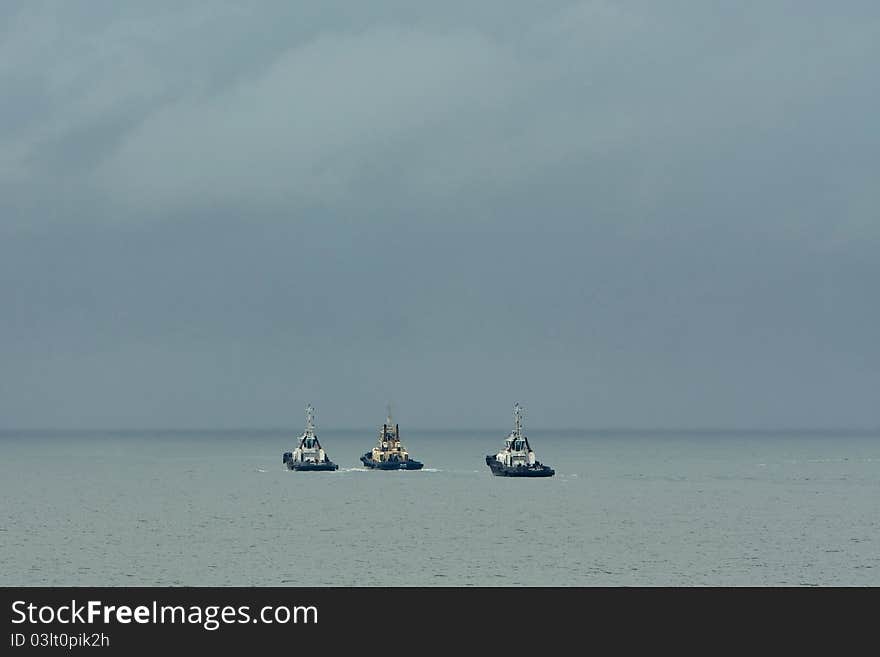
360;453;423;470
288;461;338;471
283;453;338;471
485;455;554;477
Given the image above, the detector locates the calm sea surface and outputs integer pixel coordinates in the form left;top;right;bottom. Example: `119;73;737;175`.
1;430;878;586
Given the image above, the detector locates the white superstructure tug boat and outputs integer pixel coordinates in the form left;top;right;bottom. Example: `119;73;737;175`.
282;404;338;472
486;403;554;477
360;405;423;471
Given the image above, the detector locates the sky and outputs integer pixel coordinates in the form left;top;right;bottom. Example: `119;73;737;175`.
1;1;878;430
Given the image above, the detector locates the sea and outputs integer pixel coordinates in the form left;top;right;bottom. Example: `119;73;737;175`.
1;429;878;586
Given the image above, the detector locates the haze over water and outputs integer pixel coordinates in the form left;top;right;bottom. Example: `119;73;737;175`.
2;429;878;586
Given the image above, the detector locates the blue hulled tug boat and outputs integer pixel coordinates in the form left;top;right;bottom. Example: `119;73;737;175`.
486;403;554;477
282;404;338;472
360;405;423;470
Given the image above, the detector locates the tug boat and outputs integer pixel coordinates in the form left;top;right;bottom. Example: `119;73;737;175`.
486;403;554;477
282;404;338;471
360;405;423;470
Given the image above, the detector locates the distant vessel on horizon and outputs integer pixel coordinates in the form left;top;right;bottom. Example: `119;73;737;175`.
360;405;424;471
282;404;338;472
485;403;554;477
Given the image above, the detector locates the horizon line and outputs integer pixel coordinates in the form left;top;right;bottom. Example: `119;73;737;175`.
1;426;878;435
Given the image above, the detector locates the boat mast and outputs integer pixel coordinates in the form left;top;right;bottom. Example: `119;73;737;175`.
305;403;316;438
513;402;523;440
386;402;398;440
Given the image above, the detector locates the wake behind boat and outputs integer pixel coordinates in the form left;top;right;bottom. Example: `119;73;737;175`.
360;405;423;471
486;403;554;477
282;404;338;472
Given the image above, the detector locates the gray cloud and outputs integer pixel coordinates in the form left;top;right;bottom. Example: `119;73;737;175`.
1;1;879;429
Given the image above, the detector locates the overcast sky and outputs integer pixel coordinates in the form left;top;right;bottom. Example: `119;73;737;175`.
1;1;878;430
